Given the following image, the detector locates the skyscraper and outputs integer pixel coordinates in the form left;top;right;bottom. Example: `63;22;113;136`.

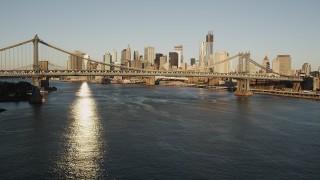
206;31;214;55
67;51;86;70
112;49;117;63
302;63;311;76
126;45;131;61
159;56;167;70
103;52;112;71
169;52;179;67
155;53;163;70
261;56;270;73
199;31;214;68
121;49;127;62
190;58;196;66
272;55;292;75
144;46;155;64
199;42;207;67
214;51;231;73
174;45;183;68
134;50;139;61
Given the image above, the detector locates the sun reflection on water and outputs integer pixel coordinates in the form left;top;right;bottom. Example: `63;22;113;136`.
64;82;104;179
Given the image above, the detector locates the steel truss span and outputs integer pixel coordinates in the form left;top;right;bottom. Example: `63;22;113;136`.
0;70;303;81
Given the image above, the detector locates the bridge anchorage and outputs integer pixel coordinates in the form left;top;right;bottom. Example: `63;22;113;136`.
0;35;304;104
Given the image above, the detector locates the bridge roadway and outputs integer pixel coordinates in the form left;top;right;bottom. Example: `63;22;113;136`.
0;70;303;81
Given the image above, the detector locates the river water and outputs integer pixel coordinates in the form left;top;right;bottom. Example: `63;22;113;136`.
1;80;320;179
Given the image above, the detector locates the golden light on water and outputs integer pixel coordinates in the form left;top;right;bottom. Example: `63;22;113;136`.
66;82;103;178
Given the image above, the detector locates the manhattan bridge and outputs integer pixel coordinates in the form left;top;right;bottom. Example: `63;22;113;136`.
0;35;303;103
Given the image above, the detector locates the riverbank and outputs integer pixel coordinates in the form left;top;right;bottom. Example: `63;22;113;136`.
251;89;320;100
0;81;32;102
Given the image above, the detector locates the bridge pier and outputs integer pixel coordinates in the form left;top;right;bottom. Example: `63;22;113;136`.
145;76;155;86
234;79;253;96
29;86;43;104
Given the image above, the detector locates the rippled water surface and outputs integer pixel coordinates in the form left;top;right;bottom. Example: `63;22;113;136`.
1;80;320;179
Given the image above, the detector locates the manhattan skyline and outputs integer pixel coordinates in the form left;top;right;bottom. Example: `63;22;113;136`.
1;0;319;70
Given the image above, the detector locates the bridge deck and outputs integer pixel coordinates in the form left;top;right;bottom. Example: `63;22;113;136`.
0;70;303;81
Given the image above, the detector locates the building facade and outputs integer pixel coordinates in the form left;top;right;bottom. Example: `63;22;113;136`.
144;46;155;64
302;63;311;76
169;52;179;68
133;50;139;61
174;45;183;68
112;49;117;63
103;52;112;71
272;55;292;75
67;51;86;70
214;51;231;73
261;56;270;74
39;61;49;71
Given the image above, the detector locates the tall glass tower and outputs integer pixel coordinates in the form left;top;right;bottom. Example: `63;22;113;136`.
206;31;214;66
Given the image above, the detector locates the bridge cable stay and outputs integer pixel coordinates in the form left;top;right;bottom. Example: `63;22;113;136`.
0;39;33;52
39;39;183;72
249;59;291;77
0;39;34;70
210;53;241;67
38;43;68;70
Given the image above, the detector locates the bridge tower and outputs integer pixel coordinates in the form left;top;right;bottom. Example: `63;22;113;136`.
32;34;40;86
238;52;251;73
238;53;244;73
29;35;43;104
244;52;250;73
235;52;253;96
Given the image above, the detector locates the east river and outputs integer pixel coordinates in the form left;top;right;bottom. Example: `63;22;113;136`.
1;80;320;179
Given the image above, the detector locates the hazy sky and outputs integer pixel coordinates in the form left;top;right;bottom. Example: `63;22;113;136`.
1;0;319;70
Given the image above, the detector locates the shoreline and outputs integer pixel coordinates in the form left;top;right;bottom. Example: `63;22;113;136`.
251;89;320;100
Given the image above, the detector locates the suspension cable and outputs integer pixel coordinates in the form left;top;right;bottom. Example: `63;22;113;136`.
0;39;33;52
39;39;155;72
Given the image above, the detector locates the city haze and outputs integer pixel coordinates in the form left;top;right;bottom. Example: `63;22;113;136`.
1;0;319;70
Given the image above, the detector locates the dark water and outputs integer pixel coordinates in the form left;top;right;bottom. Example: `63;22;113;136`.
1;80;320;179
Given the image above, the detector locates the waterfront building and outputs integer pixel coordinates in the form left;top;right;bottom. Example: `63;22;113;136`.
112;49;117;62
272;55;292;75
214;51;231;73
174;45;183;68
302;63;311;76
39;61;48;71
169;52;179;67
144;46;155;64
133;50;139;61
103;52;112;71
